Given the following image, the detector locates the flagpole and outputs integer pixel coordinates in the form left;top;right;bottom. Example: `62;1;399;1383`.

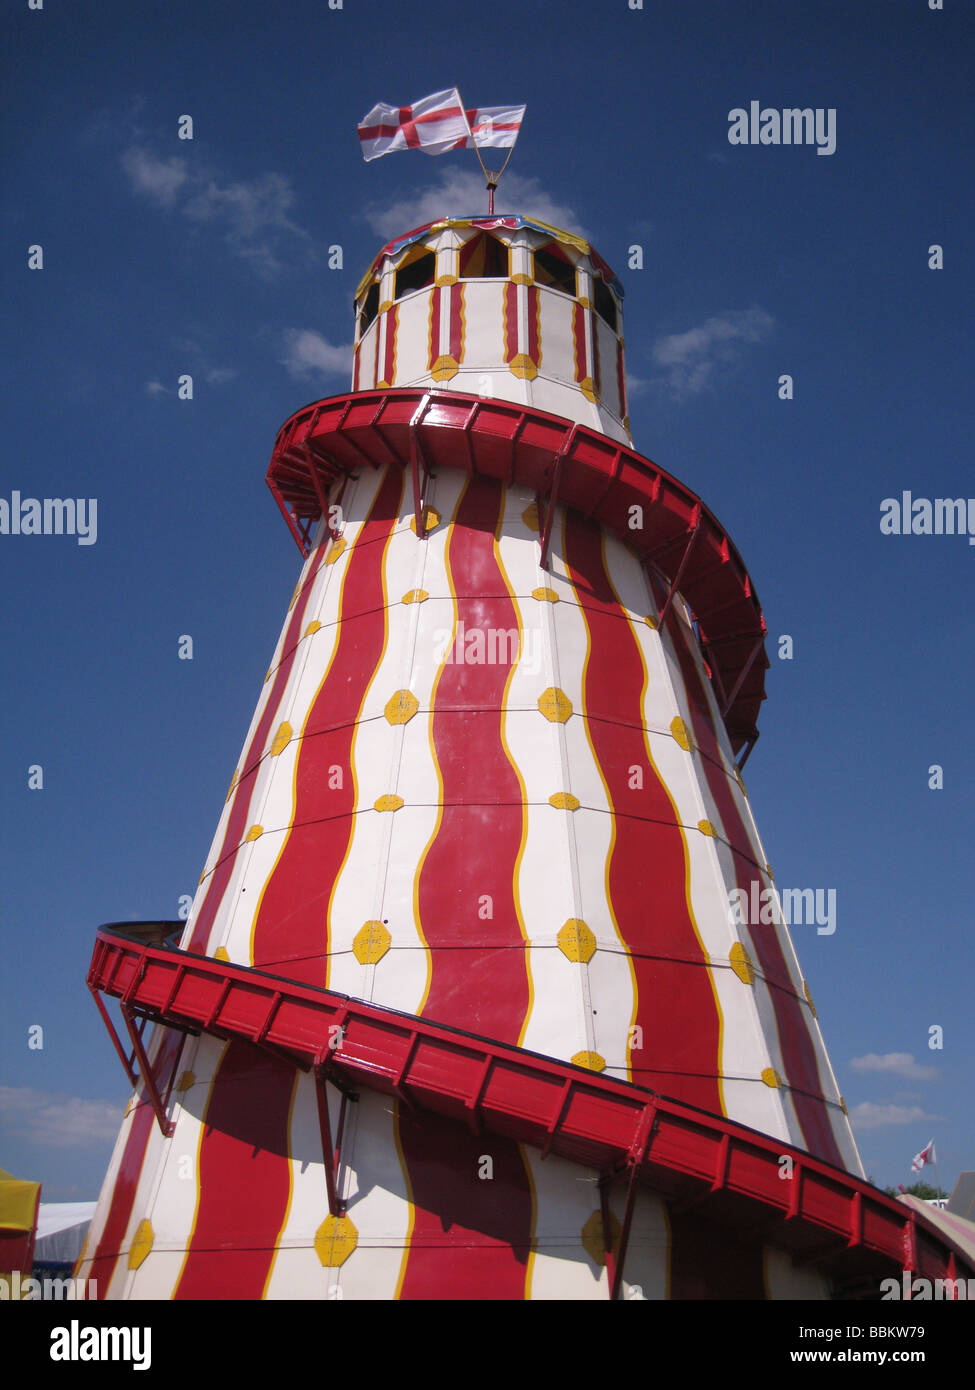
468;142;495;213
485;144;516;214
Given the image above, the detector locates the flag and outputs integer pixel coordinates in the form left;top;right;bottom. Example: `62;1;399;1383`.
455;105;526;151
910;1139;936;1173
358;89;472;161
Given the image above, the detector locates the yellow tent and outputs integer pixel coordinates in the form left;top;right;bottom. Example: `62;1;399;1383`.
0;1166;42;1283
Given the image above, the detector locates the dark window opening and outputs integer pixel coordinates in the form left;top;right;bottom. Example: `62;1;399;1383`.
533;244;576;296
394;249;436;300
460;232;509;279
358;281;380;335
593;276;618;333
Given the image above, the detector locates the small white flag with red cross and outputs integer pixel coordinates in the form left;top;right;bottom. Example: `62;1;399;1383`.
454;105;526;151
910;1139;936;1173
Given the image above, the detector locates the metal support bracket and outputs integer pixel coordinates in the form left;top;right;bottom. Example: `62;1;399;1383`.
608;1100;658;1301
736;731;759;772
657;512;701;627
538;427;576;571
313;1062;352;1218
267;476;310;558
409;394;432;537
720;625;767;719
119;1002;176;1138
88;985;137;1088
540;1077;574;1160
464;1055;494;1136
302;410;334;536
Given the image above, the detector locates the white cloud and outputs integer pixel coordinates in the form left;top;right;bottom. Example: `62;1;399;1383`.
651;307;774;398
168;336;237;386
121;146;310;277
363;168;589;241
280;329;352;380
850;1052;939;1082
146;345;236;395
121;148;188;207
848;1102;941;1131
183;171;309;276
0;1086;122;1149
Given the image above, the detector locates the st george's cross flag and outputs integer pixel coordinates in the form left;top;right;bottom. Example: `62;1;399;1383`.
358;92;526;162
358;89;472;161
453;105;526;151
910;1139;936;1173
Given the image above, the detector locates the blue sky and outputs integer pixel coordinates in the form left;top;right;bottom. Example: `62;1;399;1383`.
1;0;973;1201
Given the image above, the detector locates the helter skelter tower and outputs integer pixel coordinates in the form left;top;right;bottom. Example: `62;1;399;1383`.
82;212;973;1301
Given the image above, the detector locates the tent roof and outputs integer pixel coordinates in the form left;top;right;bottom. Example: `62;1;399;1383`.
898;1194;975;1268
947;1172;975;1222
0;1167;41;1235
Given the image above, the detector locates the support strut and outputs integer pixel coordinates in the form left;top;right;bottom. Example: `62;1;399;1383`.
657;513;701;627
314;1058;357;1218
539;427;576;570
409;394;432;537
720;626;766;718
120;1003;175;1138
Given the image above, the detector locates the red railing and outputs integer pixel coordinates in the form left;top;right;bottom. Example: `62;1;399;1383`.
88;924;971;1299
266;390;767;757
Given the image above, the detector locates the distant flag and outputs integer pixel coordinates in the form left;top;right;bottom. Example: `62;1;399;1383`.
911;1139;937;1174
452;105;526;152
358;89;472;161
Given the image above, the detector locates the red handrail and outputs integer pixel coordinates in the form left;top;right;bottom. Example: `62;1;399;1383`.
88;925;971;1296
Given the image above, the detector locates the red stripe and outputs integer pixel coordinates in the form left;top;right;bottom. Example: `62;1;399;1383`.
564;514;722;1110
428;286;441;371
591;311;601;395
616;338;627;419
526;286;540;367
173;1041;296;1299
397;1110;533;1300
397;478;533;1298
503;282;519;365
359;105;465;145
87;1028;182;1295
187;547;329;954
250;465;404;985
657;587;844;1165
448;284;464;362
358;123;403;141
415;479;527;1036
382;302;397;386
373;305;383;386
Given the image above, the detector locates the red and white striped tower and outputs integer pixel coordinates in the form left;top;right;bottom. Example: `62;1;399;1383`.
83;214;963;1301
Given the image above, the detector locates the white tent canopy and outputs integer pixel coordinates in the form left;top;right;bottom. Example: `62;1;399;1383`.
33;1202;96;1265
